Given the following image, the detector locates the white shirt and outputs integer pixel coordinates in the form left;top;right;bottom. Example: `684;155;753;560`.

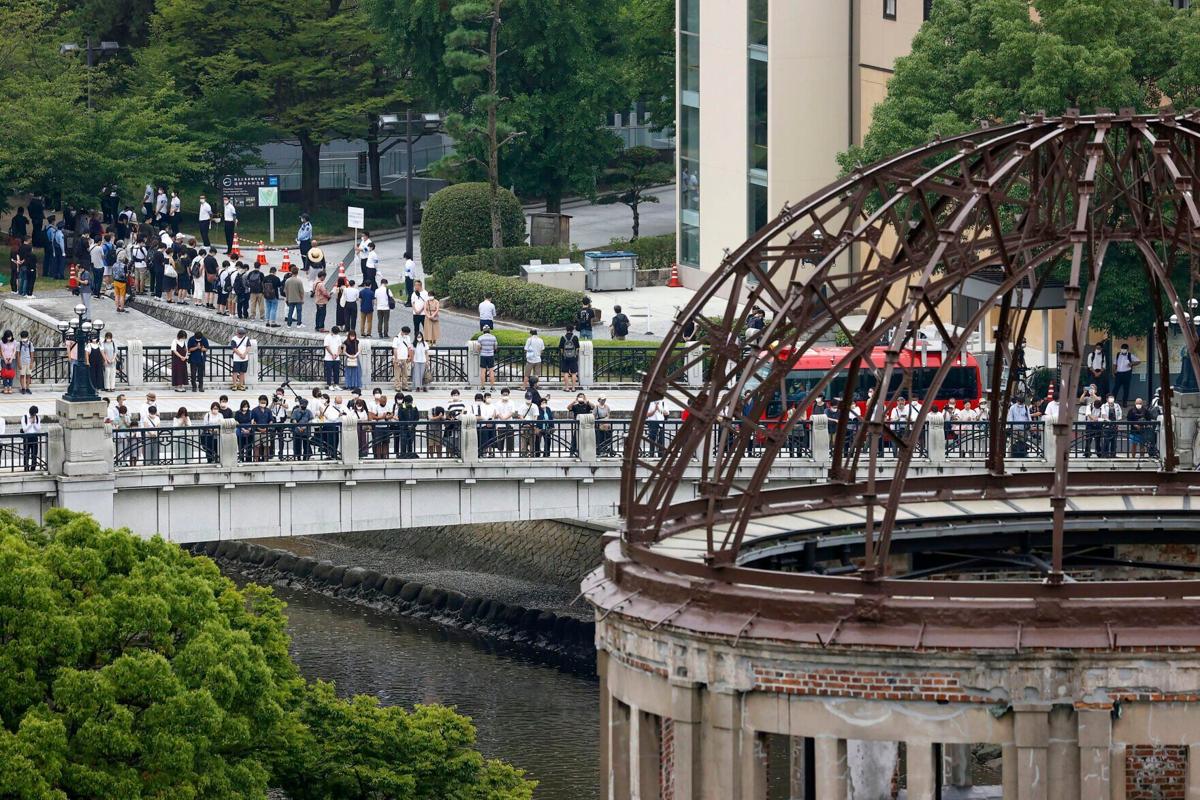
494;398;515;420
1115;349;1138;373
223;202;237;222
479;300;496;321
231;336;250;363
413;341;428;363
1087;350;1106;371
204;410;224;425
89;243;105;270
198;200;212;222
1043;400;1060;422
411;292;426;315
477;402;495;421
647;400;667;422
888;403;917;423
143;184;153;203
524;336;544;364
358;237;372;259
1100;402;1123;421
403;259;415;280
368;251;380;272
155;192;168;214
21;414;40;434
323;333;343;361
170;195;181;214
392;335;411;360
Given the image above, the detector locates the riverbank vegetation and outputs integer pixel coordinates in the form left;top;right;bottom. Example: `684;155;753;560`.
0;508;534;799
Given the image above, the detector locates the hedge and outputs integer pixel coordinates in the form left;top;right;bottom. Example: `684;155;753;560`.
448;271;582;328
429;244;583;296
420;182;526;271
344;193;407;219
471;329;662;347
605;233;675;271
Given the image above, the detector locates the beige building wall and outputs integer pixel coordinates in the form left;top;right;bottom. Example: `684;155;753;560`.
681;0;926;284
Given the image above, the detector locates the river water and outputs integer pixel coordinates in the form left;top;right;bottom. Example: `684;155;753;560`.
274;581;601;799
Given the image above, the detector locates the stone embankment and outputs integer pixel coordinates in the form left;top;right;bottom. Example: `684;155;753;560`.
188;538;597;667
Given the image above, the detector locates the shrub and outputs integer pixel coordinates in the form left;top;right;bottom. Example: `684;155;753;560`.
605;233;675;271
429;244;583;295
344;193;407;220
420;182;526;271
449;271;582;327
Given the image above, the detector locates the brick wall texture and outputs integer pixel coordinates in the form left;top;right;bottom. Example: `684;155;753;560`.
660;717;675;800
1126;745;1188;800
752;665;996;704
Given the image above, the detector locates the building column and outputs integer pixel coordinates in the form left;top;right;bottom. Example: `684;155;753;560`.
686;345;706;386
905;741;937;800
944;743;973;789
1187;743;1200;800
1109;745;1127;800
127;339;144;386
814;736;848;800
611;697;632;800
847;740;898;800
580;340;594;388
578;413;598;462
467;339;481;386
1048;705;1080;800
635;707;662;800
1013;705;1051;800
1076;707;1112;800
701;691;742;800
54;398;116;528
739;730;768;800
790;737;810;800
669;680;701;800
599;650;612;800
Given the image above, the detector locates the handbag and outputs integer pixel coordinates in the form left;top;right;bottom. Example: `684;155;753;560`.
1;365;14;380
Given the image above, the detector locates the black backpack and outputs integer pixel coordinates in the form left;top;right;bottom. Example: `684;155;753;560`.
561;335;578;358
577;308;592;328
247;270;264;293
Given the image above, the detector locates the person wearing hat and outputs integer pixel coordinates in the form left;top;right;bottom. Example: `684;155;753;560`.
305;244;325;272
296;213;313;262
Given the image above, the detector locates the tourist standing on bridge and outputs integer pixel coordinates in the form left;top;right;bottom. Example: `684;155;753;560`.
559;326;580;392
187;330;209;392
410;280;428;336
285;266;306;328
202;402;223;464
0;331;16;394
249;395;273;462
343;330;362;390
16;332;35;395
323;326;343;389
170;331;189;392
290;398;315;460
234;399;253;461
376;279;394;337
1100;394;1123;457
1086;343;1108;397
392;326;412;392
412;331;429;391
478;326;498;389
1113;343;1139;406
230;328;250;391
21;406;41;470
478;294;496;331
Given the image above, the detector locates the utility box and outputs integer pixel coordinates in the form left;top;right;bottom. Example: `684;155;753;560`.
584;250;638;291
520;258;586;292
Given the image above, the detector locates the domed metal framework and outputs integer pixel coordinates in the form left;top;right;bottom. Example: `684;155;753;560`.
622;109;1200;589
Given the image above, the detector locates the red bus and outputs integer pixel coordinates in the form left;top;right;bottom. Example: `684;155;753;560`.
755;345;984;418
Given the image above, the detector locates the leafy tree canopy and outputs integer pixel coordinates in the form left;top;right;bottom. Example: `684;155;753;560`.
0;509;533;799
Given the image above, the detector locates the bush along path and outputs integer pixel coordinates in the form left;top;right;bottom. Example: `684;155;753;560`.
191;540;597;673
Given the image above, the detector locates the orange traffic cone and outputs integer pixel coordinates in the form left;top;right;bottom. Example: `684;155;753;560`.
68;263;78;292
256;241;267;266
231;231;241;258
281;249;292;272
667;262;683;288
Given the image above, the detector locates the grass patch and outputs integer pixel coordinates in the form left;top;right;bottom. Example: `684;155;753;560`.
471;329;662;348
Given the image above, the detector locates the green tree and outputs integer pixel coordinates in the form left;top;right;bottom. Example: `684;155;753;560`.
598;146;674;240
617;0;675;133
839;0;1192;339
420;182;526;271
0;509;534;799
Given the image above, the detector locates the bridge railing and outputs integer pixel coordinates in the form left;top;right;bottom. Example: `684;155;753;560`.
946;421;1046;460
143;346;235;384
480;419;578;459
235;422;342;463
0;432;47;472
1069;420;1160;459
29;346;130;385
114;426;220;467
357;419;462;460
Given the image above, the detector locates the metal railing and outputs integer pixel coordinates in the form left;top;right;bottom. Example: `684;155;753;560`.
114;426;220;467
946;421;1046;459
143;345;234;383
828;420;930;459
357;419;461;460
369;346;469;384
257;346;330;382
29;346;129;384
601;419;681;458
1069;420;1160;459
494;346;563;383
0;432;47;471
481;418;578;458
235;422;341;462
593;347;686;384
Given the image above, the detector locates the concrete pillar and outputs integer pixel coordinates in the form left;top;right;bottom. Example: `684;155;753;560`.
1109;746;1126;800
701;691;742;800
1044;417;1057;466
847;740;898;800
54;398;116;528
740;731;769;800
687;344;705;386
578;413;598;462
1186;744;1200;800
467;340;481;387
669;680;701;800
127;339;145;386
1172;391;1200;469
599;651;611;800
581;340;594;389
1002;743;1018;800
46;423;65;475
460;415;480;465
219;417;238;468
814;737;848;800
636;709;663;800
905;742;936;800
340;415;360;464
790;737;809;800
612;697;632;800
812;417;831;466
1076;708;1112;800
944;743;973;789
247;338;260;387
927;412;946;464
1013;705;1050;800
1048;705;1079;800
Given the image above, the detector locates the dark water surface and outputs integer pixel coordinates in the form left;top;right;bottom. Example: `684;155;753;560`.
272;581;601;799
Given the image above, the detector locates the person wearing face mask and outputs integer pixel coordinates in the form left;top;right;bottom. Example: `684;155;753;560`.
1099;394;1123;457
1086;343;1108;396
1113;342;1140;406
171;330;189;392
249;395;274;462
1006;396;1032;457
1126;396;1153;458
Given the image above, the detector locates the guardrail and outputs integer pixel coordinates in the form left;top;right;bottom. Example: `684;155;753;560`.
357;419;461;460
480;418;578;458
143;345;235;384
369;346;470;384
946;421;1046;459
0;432;47;472
1069;420;1160;459
114;426;220;467
30;346;129;385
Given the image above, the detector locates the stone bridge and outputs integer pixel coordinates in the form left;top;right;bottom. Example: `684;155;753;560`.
1;398;1168;543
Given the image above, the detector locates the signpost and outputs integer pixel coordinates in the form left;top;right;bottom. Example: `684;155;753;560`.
220;174;281;241
347;206;365;256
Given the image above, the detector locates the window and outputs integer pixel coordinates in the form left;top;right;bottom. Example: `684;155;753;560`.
749;59;768;172
923;0;933;20
884;0;897;20
749;0;768;47
679;0;699;98
749;182;768;237
680;222;700;267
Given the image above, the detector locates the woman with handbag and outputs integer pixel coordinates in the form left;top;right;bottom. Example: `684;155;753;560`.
100;331;117;391
0;330;17;394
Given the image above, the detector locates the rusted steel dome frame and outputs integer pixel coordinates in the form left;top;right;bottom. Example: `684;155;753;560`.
622;110;1200;588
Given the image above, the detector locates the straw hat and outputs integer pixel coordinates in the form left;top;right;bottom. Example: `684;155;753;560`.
307;247;324;263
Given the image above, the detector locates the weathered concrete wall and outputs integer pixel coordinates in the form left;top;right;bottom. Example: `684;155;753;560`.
0;299;64;345
133;296;321;346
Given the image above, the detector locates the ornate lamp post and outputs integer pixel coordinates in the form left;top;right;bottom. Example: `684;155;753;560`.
56;304;103;402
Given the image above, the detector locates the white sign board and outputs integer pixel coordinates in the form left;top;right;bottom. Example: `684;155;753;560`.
347;206;365;229
257;186;279;207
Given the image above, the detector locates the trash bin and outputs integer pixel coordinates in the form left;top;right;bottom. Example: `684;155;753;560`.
520;259;586;292
584;251;637;291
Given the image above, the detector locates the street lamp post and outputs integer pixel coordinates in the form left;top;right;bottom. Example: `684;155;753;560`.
56;305;103;402
378;110;443;259
59;38;120;112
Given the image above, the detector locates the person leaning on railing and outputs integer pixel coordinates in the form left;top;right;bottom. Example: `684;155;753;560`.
290;398;315;461
1126;397;1153;458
